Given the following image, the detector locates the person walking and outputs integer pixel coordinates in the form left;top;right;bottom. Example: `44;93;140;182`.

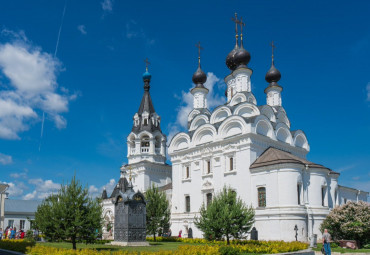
322;229;331;255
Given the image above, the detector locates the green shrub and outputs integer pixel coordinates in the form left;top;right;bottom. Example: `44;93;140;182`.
0;239;35;253
219;245;241;255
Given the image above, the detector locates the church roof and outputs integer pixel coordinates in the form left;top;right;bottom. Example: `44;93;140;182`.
250;147;338;174
110;177;129;198
137;90;156;116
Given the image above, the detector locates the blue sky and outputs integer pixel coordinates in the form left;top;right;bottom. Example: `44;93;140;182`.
0;0;369;200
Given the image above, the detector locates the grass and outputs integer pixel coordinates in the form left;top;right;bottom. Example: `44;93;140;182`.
38;241;202;252
313;243;370;253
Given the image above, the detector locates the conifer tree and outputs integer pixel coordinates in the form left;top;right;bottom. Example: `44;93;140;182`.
195;187;255;245
145;184;171;241
34;175;102;250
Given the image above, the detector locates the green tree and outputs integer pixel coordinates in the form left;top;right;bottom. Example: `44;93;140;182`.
320;201;370;245
195;187;255;245
34;175;103;250
145;184;171;241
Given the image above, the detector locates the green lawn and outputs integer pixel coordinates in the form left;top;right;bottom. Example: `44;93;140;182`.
38;241;202;252
313;243;370;254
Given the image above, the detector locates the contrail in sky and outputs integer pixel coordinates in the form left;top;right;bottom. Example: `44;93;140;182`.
39;0;67;151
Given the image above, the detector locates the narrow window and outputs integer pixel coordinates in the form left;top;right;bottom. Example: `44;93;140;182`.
297;184;301;205
344;198;347;204
230;157;234;171
144;119;148;126
258;187;266;207
207;160;211;174
186;166;190;179
321;187;325;206
20;220;25;230
206;193;212;208
334;190;337;205
8;220;14;228
185;196;190;212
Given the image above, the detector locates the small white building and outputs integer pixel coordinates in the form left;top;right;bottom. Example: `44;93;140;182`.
3;199;41;231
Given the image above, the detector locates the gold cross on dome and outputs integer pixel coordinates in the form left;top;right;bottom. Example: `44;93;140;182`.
127;165;132;182
195;41;203;64
270;41;276;60
237;17;245;35
144;58;150;72
231;12;240;36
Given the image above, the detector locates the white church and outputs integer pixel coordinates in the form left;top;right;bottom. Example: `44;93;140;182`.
101;16;368;242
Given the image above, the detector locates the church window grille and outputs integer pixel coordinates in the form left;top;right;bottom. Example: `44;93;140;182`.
258;187;266;207
206;193;212;207
185;196;190;212
297;184;301;205
230;157;234;171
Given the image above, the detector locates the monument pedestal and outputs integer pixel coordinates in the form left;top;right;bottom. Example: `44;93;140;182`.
110;241;150;247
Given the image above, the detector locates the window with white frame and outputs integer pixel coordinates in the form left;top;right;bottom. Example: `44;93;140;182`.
258;187;266;207
8;220;14;228
184;165;190;179
297;183;302;205
321;186;326;206
226;155;235;171
185;196;190;212
20;220;25;230
206;160;211;174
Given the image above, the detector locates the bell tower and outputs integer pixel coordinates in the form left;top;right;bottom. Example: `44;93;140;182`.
123;59;171;192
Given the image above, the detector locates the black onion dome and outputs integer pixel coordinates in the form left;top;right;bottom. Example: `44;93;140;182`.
265;61;281;84
192;66;207;86
226;45;239;71
234;45;251;68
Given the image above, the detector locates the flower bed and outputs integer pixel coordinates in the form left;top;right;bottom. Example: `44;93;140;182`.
0;239;36;253
27;241;308;255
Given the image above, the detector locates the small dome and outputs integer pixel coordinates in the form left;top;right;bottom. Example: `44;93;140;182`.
265;62;281;83
192;66;207;85
143;71;151;81
226;45;239;71
234;45;250;68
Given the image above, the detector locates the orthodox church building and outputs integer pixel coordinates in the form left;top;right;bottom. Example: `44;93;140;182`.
101;16;368;241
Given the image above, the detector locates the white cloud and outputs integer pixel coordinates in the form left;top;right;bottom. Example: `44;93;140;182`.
125;21;155;46
77;25;87;35
101;0;113;12
0;153;12;165
0;182;23;197
23;178;60;200
366;82;370;102
89;178;116;198
337;164;357;173
10;169;28;179
0;29;74;139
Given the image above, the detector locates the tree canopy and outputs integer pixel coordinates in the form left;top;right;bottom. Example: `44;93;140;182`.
145;184;171;241
320;201;370;245
195;187;255;245
34;175;102;249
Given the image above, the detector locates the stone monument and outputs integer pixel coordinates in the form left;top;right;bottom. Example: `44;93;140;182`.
110;173;148;246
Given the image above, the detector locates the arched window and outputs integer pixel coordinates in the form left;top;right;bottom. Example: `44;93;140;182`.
258;187;266;207
206;193;212;207
229;157;234;171
185;196;190;212
141;135;150;147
